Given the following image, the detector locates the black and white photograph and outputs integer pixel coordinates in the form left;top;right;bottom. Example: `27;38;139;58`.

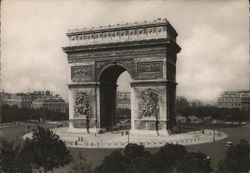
0;0;249;172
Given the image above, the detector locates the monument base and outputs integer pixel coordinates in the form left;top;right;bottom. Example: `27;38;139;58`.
67;127;98;134
129;129;170;136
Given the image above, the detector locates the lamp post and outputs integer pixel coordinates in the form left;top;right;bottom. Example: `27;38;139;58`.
27;125;30;133
95;119;98;136
127;129;130;144
213;129;215;142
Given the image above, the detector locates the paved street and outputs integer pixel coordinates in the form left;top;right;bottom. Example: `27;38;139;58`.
186;126;250;169
24;127;227;148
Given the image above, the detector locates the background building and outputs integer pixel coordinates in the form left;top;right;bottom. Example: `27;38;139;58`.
116;91;131;109
116;91;131;121
32;96;66;113
1;90;67;112
1;93;32;108
217;90;250;111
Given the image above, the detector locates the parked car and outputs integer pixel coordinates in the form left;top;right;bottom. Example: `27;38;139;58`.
225;141;233;148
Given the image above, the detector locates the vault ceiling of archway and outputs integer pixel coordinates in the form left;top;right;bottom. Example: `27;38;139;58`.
99;65;126;85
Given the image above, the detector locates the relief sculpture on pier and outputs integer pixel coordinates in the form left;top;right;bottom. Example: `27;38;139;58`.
74;92;90;118
139;88;160;119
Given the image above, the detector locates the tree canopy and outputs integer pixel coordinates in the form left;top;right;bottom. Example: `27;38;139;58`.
0;137;20;172
94;143;212;173
218;139;250;173
177;103;250;122
150;143;188;172
1;104;68;123
176;152;212;173
24;126;72;172
69;152;93;173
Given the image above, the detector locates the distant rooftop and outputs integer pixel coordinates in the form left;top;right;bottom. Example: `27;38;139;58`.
223;90;250;94
219;90;250;98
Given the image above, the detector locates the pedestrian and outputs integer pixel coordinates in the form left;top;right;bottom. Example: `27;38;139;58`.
86;115;90;133
27;125;30;133
155;119;159;136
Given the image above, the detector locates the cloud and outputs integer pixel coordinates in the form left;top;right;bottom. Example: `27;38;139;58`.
1;0;248;102
177;22;249;102
117;72;131;92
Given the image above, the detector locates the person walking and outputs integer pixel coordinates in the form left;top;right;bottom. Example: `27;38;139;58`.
155;118;159;136
86;115;90;133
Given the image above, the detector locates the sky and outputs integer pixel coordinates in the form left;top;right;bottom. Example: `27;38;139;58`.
1;0;249;103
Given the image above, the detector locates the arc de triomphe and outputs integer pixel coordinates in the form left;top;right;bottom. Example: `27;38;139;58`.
63;18;181;135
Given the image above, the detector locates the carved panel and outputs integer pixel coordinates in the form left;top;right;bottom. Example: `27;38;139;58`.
139;88;160;119
71;65;93;82
138;61;162;73
74;92;89;118
137;61;163;79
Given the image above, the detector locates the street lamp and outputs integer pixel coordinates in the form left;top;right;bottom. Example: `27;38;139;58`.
127;129;130;144
27;125;30;133
95;119;98;136
213;129;215;141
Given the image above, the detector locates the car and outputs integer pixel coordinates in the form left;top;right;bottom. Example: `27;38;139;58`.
225;141;233;148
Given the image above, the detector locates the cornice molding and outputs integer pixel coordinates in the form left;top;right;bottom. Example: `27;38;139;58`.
68;82;100;88
130;80;177;86
63;38;180;54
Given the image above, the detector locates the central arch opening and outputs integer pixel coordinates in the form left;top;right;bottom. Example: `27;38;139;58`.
99;65;131;131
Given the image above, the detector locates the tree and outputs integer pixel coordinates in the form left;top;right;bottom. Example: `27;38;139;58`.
123;143;152;173
176;152;212;173
176;96;190;115
69;152;93;173
16;139;33;173
0;137;33;173
95;149;125;173
0;137;20;172
218;139;250;173
150;143;188;172
95;143;212;173
1;104;68;123
123;143;145;160
95;143;152;173
25;126;72;172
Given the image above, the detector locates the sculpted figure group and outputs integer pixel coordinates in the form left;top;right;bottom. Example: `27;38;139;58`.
140;88;159;119
74;92;90;117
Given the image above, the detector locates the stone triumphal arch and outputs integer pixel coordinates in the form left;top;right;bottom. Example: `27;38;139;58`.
63;18;181;135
